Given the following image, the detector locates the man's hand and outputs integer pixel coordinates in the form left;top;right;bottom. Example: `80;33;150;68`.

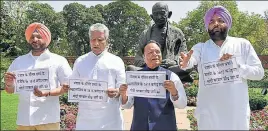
161;59;177;68
4;72;16;87
119;84;128;104
219;53;233;61
34;87;46;97
164;80;177;96
107;88;118;98
179;50;193;68
60;84;70;94
119;84;128;97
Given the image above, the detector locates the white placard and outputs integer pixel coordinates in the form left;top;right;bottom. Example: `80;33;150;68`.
202;57;242;87
14;68;50;93
68;79;108;102
126;71;166;98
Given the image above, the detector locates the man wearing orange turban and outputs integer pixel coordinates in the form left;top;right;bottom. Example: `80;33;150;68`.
24;22;52;55
4;22;72;130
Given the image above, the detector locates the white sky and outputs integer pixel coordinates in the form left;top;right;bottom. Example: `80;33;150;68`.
41;1;268;22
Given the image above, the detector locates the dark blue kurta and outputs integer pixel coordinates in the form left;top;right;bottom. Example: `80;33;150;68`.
130;66;177;130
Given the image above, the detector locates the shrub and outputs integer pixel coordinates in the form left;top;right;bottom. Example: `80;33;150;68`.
187;96;197;106
187;106;268;130
250;106;268;130
248;69;268;88
60;93;78;106
248;81;268;88
60;104;78;130
249;88;267;111
59;94;78;130
187;109;197;130
184;84;198;106
185;85;198;97
190;68;199;80
184;83;267;109
59;94;68;104
185;69;199;106
0;55;12;89
184;87;267;110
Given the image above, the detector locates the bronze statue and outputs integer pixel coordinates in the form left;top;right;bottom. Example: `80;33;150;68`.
127;2;192;83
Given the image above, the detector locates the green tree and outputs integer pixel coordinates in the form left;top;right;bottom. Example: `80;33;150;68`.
265;10;268;21
174;1;268;55
260;10;268;55
63;2;103;56
1;1;32;56
94;4;104;18
102;1;150;57
1;1;10;52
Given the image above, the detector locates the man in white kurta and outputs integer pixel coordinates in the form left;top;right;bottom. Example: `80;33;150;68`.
4;22;72;130
179;6;264;130
71;23;125;130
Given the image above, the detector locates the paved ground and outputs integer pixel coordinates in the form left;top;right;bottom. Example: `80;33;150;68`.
122;106;196;130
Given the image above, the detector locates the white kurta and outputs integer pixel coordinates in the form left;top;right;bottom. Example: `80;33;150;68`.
7;49;72;126
184;36;264;130
71;50;126;130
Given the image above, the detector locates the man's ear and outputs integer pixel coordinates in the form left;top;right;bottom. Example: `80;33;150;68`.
150;14;153;20
168;11;172;18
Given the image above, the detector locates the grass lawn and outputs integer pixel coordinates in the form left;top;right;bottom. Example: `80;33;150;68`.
1;91;19;130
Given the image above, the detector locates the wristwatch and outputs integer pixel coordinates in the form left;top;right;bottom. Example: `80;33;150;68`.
45;91;51;97
171;93;179;101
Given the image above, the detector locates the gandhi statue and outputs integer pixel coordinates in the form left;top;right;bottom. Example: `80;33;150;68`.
127;2;193;83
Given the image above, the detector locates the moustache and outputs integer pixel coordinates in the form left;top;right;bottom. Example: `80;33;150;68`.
211;26;222;32
208;27;228;41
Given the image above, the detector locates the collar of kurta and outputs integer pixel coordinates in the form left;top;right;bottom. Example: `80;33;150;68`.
144;65;160;71
209;36;230;47
90;49;108;58
28;49;51;60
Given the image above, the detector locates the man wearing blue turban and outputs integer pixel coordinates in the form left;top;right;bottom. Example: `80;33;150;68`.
179;6;264;130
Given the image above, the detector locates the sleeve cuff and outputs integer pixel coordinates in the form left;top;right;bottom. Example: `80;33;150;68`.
169;89;179;102
120;95;133;109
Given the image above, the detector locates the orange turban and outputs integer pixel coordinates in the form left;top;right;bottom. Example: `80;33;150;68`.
25;22;51;44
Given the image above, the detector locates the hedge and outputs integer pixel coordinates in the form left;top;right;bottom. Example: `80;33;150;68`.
187;106;268;130
248;69;268;88
185;86;267;111
249;88;268;111
0;56;12;89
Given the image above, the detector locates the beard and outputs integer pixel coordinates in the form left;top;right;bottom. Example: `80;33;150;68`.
208;27;228;42
28;42;47;52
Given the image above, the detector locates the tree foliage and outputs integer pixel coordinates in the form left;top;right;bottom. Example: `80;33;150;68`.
102;1;150;57
63;2;103;56
1;1;32;56
173;1;268;55
1;1;267;57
